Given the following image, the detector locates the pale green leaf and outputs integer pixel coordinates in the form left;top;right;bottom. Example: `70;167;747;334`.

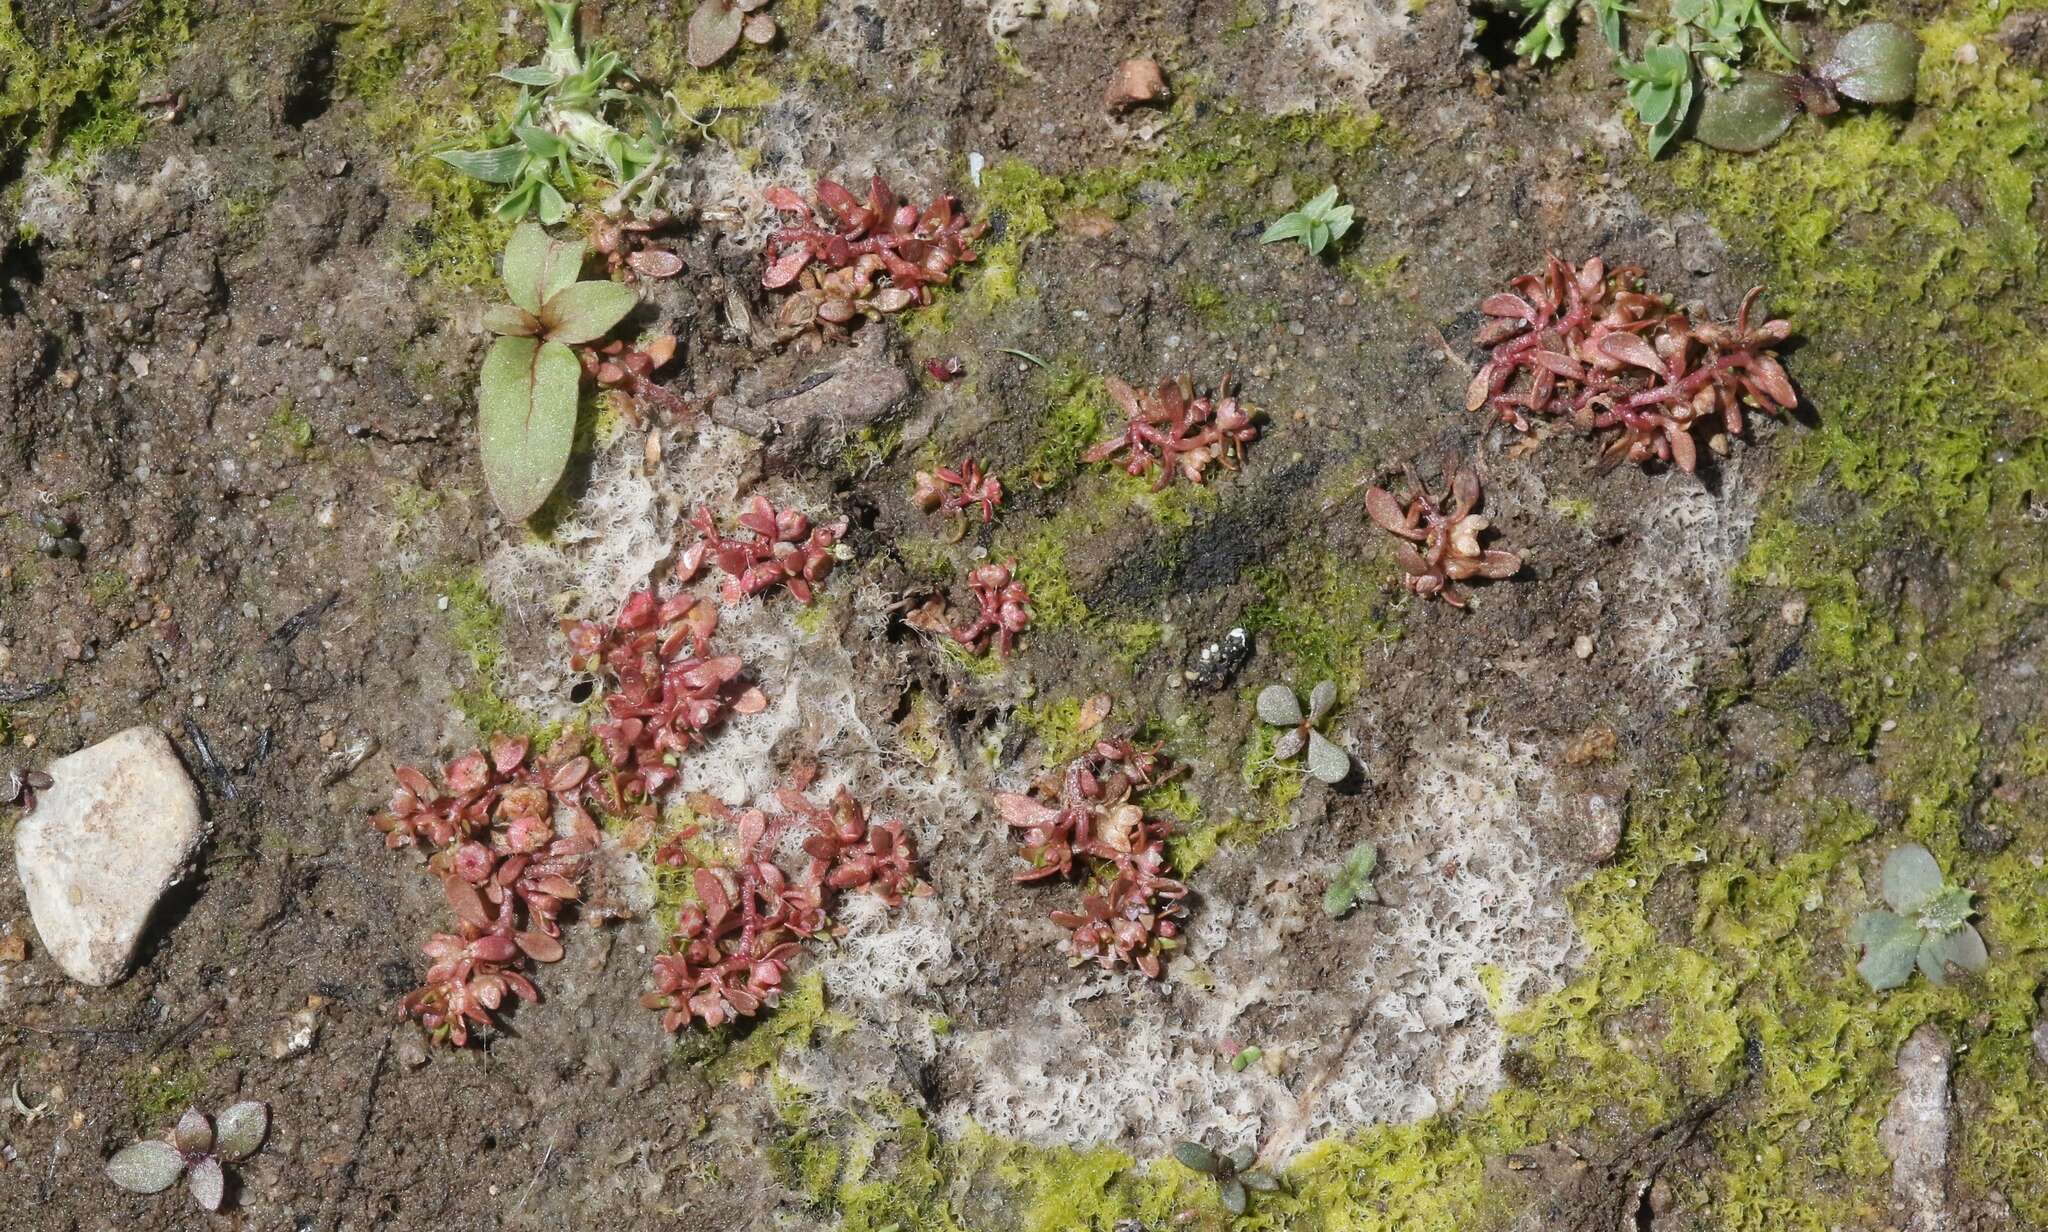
1880;843;1944;914
105;1141;185;1193
501;223;584;314
1822;22;1920;105
1918;923;1987;985
1260;216;1309;245
1694;78;1799;152
1306;730;1350;784
479;336;582;521
497;66;559;86
1851;909;1920;990
434;144;527;184
539;280;637;344
214;1101;268;1162
1256;685;1303;726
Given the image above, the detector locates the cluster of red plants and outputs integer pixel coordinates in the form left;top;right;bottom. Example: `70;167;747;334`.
1365;456;1523;609
762;175;986;339
371;734;599;1046
563;588;767;830
1086;375;1257;489
996;736;1189;979
681;493;847;604
644;774;924;1030
1467;255;1797;473
913;456;1004;525
582;334;689;425
372;486;923;1046
907;558;1034;658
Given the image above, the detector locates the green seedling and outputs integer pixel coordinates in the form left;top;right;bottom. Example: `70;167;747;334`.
1850;843;1988;991
478;223;637;520
1259;186;1353;258
1322;841;1379;919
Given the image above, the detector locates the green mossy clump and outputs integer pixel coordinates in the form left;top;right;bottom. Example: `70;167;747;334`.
120;1063;204;1122
0;0;192;174
1243;552;1400;698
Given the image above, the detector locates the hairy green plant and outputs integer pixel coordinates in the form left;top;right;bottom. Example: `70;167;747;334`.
1322;840;1379;919
1848;842;1988;991
479;223;637;520
434;0;668;222
106;1102;268;1213
1618;37;1696;157
1259;185;1352;257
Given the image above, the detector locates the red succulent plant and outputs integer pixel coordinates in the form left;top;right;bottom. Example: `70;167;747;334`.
907;559;1033;657
644;782;924;1031
761;175;985;339
996;736;1187;978
1365;456;1523;608
913;456;1004;524
1085;375;1257;489
1467;255;1797;472
680;494;848;605
581;333;689;424
564;587;768;824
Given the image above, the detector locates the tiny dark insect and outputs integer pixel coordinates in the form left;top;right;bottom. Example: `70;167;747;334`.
1186;627;1251;691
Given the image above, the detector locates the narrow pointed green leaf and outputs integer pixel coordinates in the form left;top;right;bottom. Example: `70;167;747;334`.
106;1141;185;1193
434;144;527;184
1260;216;1309;245
479;336;582;521
537;182;570;225
483;304;542;336
538;280;637;344
497;66;560;86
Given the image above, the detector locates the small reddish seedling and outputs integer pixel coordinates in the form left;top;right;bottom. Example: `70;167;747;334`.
996;735;1188;978
1365;456;1523;608
681;494;848;605
1085;375;1256;489
914;456;1004;525
907;559;1033;658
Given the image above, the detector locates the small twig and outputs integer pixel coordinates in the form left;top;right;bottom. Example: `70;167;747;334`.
997;347;1048;368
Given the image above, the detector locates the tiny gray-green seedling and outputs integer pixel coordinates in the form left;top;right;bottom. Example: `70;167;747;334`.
1256;681;1350;784
1849;842;1988;991
1323;841;1379;919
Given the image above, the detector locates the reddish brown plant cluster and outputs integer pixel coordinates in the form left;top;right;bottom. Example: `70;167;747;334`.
761;175;985;339
1085;375;1257;489
681;493;848;604
996;736;1189;978
592;212;685;282
907;559;1033;658
644;781;924;1030
1467;255;1797;472
580;333;689;424
1365;456;1523;609
563;588;768;829
913;456;1004;524
371;735;599;1046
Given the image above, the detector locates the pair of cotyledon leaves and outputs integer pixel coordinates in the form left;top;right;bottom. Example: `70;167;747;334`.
478;223;639;521
106;1101;268;1212
1850;842;1988;991
1696;21;1920;152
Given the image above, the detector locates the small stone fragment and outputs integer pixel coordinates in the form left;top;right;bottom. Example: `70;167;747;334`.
1878;1023;1952;1232
1104;58;1167;111
13;727;206;986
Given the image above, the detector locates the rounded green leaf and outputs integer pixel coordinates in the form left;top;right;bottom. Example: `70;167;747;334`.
173;1107;213;1155
1221;1177;1248;1215
1851;909;1920;990
1256;685;1303;726
214;1101;269;1163
1322;880;1359;919
106;1140;185;1193
1306;730;1350;784
480;336;583;522
1307;680;1337;722
501;223;584;314
1695;77;1799;152
1881;843;1944;914
539;281;638;345
1918;923;1988;985
1172;1140;1216;1174
1822;22;1920;105
187;1154;225;1212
